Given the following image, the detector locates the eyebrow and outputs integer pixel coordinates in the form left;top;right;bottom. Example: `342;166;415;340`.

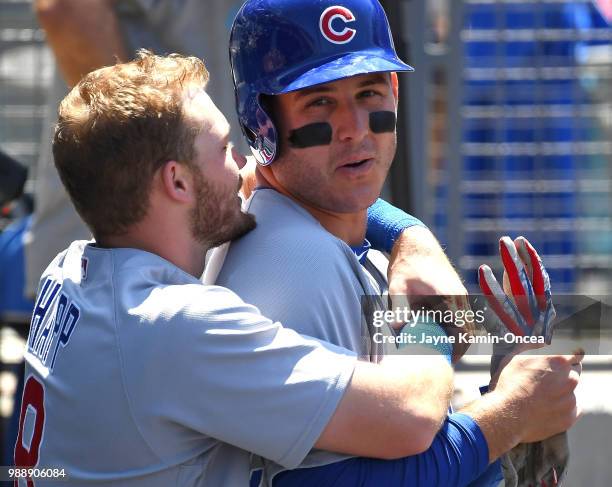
293;85;334;100
358;73;389;86
293;74;389;99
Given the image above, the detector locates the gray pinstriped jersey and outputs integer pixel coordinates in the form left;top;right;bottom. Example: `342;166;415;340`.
19;240;356;486
214;189;393;485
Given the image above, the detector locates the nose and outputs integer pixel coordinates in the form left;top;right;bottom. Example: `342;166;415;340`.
334;102;369;143
232;146;248;169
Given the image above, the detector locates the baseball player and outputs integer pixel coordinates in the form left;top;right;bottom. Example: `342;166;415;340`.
213;0;583;485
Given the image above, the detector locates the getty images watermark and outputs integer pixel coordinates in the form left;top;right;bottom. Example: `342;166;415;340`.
362;294;611;354
370;306;545;347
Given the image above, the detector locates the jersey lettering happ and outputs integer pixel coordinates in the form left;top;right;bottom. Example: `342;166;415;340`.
27;277;80;373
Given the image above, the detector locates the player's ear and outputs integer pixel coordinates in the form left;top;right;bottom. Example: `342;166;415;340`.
390;72;399;107
159;160;193;204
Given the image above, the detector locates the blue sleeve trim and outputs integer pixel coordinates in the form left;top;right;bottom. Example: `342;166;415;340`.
272;413;491;487
366;198;426;253
446;413;491;483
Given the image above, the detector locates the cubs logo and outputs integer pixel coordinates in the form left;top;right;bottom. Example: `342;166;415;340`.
319;6;356;44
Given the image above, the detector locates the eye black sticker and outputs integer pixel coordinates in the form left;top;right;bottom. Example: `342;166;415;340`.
287;111;396;149
288;122;333;148
369;111;396;133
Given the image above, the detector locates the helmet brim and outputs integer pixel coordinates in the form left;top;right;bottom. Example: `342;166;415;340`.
276;51;414;94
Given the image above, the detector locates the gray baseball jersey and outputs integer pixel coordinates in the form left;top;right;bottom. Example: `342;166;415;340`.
16;240;356;486
213;189;393;484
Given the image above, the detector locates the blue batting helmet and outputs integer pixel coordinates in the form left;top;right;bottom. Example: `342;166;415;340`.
229;0;414;165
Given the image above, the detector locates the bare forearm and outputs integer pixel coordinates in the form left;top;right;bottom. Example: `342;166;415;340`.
390;225;448;261
381;353;454;430
317;354;453;458
388;225;474;363
388;225;466;299
35;0;129;86
459;391;523;463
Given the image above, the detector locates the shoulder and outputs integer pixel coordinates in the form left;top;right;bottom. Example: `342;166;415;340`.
114;271;284;381
245;189;339;250
38;240;88;284
223;189;353;274
216;192;375;346
69;247;268;340
218;190;361;300
149;284;270;330
116;262;267;332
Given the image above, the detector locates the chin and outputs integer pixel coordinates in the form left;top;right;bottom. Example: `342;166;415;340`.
323;192;379;213
345;186;382;211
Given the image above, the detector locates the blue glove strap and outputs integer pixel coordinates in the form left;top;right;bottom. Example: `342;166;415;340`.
366;198;425;253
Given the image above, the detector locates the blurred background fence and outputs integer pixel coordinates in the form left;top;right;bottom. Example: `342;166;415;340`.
393;0;611;296
0;0;50;193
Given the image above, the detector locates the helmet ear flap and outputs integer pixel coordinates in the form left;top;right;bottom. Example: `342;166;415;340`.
243;95;278;166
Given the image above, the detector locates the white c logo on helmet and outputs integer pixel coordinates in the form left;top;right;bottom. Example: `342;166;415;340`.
319;6;356;44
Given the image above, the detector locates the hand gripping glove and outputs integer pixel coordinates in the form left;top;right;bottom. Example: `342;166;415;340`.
479;236;567;487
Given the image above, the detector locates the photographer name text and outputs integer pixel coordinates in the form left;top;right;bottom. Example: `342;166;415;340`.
372;332;545;345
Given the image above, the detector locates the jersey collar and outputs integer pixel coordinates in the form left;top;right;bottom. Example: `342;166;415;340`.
350;239;371;264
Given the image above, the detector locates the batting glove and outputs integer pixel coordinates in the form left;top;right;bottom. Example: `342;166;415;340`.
478;236;556;347
478;236;567;487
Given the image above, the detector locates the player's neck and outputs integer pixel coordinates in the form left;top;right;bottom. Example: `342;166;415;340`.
305;206;367;246
255;167;367;246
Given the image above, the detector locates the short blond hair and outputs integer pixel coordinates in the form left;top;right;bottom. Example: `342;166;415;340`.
53;50;209;237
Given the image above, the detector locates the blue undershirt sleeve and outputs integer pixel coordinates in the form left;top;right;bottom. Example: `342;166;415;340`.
366;198;426;253
271;412;492;486
426;413;491;486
